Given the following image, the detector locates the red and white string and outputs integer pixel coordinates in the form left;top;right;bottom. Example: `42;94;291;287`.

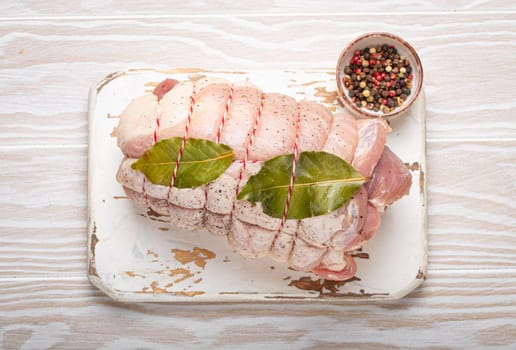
279;105;302;231
229;94;266;221
167;91;196;202
142;109;162;203
205;86;234;209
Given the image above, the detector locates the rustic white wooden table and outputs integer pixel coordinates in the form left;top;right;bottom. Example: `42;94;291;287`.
1;1;516;349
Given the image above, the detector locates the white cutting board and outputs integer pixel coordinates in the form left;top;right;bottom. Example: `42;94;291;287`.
88;68;427;302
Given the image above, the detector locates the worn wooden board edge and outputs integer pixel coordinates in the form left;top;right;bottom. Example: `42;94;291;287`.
87;68;428;303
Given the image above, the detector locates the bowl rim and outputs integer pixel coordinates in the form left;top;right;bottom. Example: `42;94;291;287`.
336;32;423;120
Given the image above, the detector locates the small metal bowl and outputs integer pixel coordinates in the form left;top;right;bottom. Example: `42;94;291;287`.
336;32;423;120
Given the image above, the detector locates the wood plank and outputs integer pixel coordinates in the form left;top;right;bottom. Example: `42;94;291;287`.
0;112;88;146
1;228;86;276
0;14;515;146
0;146;86;219
1;270;515;349
426;140;516;269
0;0;514;18
1;140;515;277
0;146;86;277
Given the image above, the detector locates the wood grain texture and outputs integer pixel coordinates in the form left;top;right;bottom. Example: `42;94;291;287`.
427;141;516;269
1;3;516;349
1;270;516;349
0;146;86;277
1;0;515;18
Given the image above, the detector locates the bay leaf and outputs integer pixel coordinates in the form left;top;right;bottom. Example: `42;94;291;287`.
131;137;234;188
238;151;365;219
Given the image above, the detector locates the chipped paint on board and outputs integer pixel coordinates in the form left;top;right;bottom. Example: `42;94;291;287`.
126;271;145;278
314;86;340;110
288;276;361;295
172;247;216;268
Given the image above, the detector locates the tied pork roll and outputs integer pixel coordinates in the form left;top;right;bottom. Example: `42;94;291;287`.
115;76;412;281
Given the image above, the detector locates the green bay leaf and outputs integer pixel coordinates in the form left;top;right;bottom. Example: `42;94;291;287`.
237;151;365;219
131;137;234;188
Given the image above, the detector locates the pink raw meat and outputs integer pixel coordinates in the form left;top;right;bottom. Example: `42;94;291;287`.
352;118;390;178
115;76;412;281
367;146;413;212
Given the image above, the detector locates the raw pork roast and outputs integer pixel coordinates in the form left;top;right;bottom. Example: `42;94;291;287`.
116;76;412;281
